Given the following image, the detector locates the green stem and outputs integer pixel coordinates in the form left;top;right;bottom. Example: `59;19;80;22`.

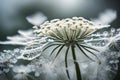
71;45;82;80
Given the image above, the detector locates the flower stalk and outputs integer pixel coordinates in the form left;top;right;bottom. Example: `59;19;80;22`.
71;45;82;80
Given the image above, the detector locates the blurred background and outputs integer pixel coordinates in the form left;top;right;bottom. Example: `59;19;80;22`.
0;0;120;80
0;0;120;51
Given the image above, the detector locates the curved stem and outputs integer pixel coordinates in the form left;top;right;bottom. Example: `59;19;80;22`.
50;45;61;56
76;44;95;62
65;46;70;80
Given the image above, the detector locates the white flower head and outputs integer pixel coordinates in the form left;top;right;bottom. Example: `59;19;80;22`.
13;65;31;74
36;17;104;43
13;65;33;80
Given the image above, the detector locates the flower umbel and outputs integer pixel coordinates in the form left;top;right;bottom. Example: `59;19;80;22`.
13;65;34;80
36;17;98;43
33;17;103;80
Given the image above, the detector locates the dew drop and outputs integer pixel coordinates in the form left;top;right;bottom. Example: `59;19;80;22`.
103;31;108;37
111;28;115;33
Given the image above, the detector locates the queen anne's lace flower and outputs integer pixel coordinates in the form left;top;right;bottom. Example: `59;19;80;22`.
31;17;109;80
0;16;120;80
36;17;99;42
13;65;35;80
